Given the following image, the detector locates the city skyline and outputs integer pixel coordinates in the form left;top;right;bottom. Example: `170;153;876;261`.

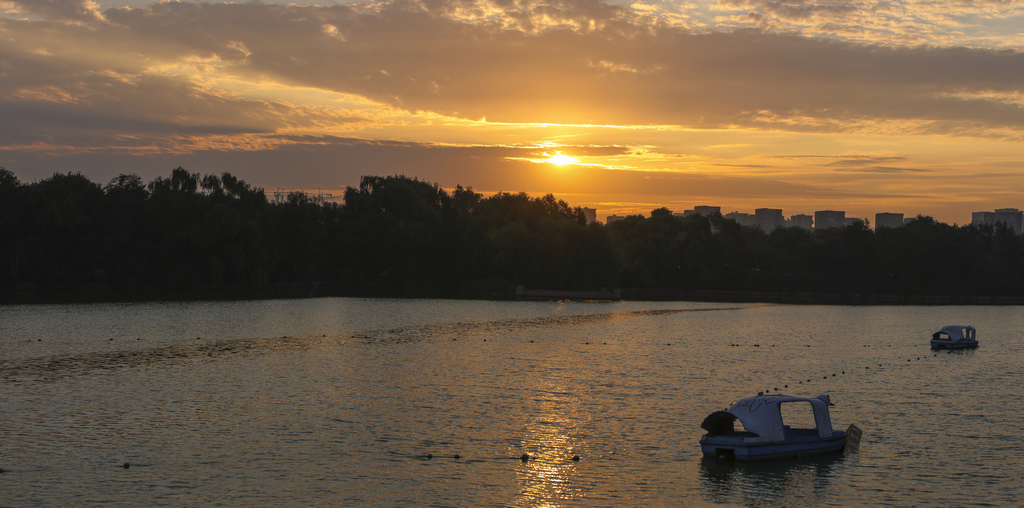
2;0;1023;225
608;203;1024;231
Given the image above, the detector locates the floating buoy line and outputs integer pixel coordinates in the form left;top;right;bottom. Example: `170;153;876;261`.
414;453;582;463
17;329;956;471
723;341;954;397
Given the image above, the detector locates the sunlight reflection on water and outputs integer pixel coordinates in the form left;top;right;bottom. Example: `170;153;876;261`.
2;298;1024;506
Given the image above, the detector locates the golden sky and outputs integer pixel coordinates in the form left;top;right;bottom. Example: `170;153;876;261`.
2;0;1023;223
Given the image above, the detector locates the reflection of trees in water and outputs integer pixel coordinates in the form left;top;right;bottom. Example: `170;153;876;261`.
1;305;747;383
0;335;323;383
698;454;845;506
351;306;746;344
2;306;748;383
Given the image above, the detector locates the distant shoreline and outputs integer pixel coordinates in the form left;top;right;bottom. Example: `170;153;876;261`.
616;288;1024;306
4;285;1023;306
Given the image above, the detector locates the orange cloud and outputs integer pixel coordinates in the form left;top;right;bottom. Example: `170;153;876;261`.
2;0;1024;225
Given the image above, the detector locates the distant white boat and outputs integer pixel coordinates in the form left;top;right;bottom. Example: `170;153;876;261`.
930;325;978;350
699;393;860;461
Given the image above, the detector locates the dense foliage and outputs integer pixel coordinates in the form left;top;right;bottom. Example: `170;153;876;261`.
2;167;1022;300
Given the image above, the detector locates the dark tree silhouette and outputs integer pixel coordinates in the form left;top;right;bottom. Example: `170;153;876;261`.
2;168;1024;302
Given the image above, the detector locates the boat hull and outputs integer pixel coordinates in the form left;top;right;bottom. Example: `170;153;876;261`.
930;340;978;350
700;431;848;461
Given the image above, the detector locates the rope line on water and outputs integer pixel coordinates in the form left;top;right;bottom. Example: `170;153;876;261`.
731;343;958;396
413;453;582;463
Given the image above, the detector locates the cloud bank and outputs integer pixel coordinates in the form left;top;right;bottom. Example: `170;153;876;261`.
2;0;1023;220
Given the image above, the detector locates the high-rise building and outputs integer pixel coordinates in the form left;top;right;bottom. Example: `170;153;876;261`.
755;208;784;233
972;209;1023;233
693;205;721;216
677;205;722;217
605;214;624;224
789;214;813;230
581;207;597;225
725;211;754;226
971;211;994;227
814;210;845;230
875;212;904;229
994;208;1023;233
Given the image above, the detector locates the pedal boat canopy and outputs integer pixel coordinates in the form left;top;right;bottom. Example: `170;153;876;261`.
931;325;977;349
700;393;849;460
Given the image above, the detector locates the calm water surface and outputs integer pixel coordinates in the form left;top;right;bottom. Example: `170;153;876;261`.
2;298;1022;506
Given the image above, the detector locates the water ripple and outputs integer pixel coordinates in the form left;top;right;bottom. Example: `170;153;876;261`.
0;335;317;383
350;306;748;344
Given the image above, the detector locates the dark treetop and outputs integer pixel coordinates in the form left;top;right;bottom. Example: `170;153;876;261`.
2;167;1021;303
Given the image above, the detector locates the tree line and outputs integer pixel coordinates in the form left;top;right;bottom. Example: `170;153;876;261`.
2;167;1023;301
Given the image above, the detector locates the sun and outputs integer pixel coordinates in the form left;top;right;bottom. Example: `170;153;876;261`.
547;153;578;165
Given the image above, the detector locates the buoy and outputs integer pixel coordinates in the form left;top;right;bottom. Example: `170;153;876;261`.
453;454;460;459
572;455;580;461
521;454;530;462
426;454;433;459
123;463;130;469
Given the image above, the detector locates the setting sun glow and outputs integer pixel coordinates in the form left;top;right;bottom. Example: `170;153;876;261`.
4;0;1023;226
547;153;578;166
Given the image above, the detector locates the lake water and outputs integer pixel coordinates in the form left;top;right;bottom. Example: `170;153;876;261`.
2;298;1022;506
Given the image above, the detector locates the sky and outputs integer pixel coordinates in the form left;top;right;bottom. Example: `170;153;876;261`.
2;0;1023;224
